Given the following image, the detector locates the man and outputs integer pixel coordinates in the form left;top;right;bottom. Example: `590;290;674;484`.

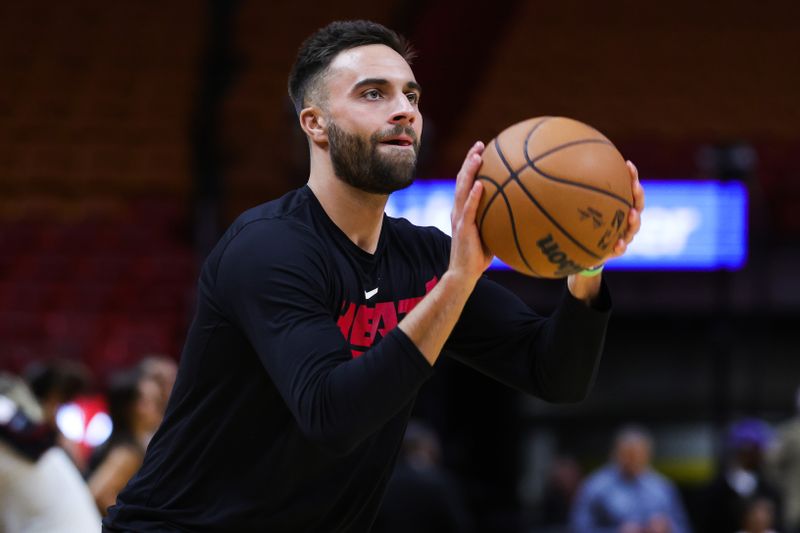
570;426;691;533
104;20;644;531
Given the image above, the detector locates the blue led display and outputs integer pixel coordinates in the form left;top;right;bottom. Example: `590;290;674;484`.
385;179;748;271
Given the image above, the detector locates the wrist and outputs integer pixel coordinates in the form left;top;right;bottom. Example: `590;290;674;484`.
440;269;480;300
579;264;604;277
567;270;602;305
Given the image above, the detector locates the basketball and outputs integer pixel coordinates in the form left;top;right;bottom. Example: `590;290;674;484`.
475;116;633;278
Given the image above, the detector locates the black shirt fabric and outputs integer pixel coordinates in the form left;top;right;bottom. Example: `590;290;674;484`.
103;185;611;532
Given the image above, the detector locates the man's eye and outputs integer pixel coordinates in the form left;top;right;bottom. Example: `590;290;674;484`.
406;93;419;104
364;89;382;100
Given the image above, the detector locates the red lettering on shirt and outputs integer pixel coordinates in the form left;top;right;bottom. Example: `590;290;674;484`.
349;305;375;347
374;302;398;338
336;302;356;340
337;275;439;357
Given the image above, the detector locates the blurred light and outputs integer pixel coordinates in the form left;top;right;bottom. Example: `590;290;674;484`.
385;179;748;271
85;412;113;447
0;394;16;424
56;403;85;442
55;395;113;447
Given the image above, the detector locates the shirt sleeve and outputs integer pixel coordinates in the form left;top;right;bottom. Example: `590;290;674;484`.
214;220;434;456
569;473;619;533
665;479;692;533
444;274;611;403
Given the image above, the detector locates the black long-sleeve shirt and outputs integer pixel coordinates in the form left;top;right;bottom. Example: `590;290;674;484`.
103;185;611;532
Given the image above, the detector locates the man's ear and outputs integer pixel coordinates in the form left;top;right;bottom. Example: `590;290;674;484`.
299;107;327;144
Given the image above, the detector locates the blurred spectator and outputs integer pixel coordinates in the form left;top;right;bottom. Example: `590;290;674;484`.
23;359;92;469
539;455;583;529
372;419;474;533
138;354;178;412
87;367;164;515
1;372;102;532
766;386;800;533
570;425;691;533
24;359;92;429
703;418;783;533
737;497;778;533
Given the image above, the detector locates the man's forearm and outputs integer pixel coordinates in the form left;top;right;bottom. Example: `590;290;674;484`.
398;270;476;365
567;272;602;306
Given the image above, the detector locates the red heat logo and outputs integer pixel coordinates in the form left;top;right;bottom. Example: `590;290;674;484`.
337;276;438;357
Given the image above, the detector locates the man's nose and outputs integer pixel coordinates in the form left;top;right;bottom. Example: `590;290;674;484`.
389;96;417;125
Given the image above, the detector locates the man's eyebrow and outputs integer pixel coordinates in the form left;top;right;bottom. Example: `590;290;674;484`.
404;81;422;95
352;78;390;92
351;78;422;94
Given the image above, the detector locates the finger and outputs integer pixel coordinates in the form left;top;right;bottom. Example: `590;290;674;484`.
461;181;484;227
454;141;485;208
612;238;627;257
623;208;641;243
626;160;639;181
456;142;483;189
456;142;484;184
627;160;645;212
632;178;645;212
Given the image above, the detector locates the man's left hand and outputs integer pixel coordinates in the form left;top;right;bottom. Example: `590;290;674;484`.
607;160;645;259
567;160;645;303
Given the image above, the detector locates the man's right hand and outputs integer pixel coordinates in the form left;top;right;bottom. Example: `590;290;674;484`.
397;141;496;366
448;141;493;286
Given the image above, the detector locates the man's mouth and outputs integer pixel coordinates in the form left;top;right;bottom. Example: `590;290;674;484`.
379;136;414;147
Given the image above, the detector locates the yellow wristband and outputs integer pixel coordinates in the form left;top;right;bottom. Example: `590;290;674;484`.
579;264;604;277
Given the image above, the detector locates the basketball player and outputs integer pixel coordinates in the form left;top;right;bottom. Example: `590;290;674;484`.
103;20;644;531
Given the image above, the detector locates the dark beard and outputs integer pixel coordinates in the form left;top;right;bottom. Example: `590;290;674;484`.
327;121;419;195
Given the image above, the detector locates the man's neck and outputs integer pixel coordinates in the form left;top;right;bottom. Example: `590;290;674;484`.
307;162;387;255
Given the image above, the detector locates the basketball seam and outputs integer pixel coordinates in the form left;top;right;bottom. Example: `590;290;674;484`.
508;172;602;260
521;139;633;208
476;140;509;231
479;117;552;225
475;174;541;277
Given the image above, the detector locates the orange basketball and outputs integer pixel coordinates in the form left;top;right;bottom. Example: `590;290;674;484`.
475;116;632;278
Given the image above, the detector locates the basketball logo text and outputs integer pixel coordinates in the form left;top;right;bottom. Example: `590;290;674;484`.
597;209;627;250
536;234;583;276
578;206;604;229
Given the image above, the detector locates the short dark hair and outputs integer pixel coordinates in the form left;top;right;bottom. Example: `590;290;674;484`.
614;424;653;449
25;359;90;403
288;20;414;115
106;367;148;443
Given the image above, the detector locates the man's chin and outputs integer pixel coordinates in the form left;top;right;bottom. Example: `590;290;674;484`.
336;174;414;196
388;176;414;193
363;177;415;195
378;166;416;194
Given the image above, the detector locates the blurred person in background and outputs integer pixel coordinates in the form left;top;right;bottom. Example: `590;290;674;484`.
1;371;101;532
24;358;92;469
570;425;691;533
766;385;800;533
737;497;778;533
537;454;583;530
24;359;92;429
88;366;164;515
137;354;178;413
703;418;783;533
372;419;473;533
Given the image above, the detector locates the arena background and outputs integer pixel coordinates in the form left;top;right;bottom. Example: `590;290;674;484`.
1;0;799;530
